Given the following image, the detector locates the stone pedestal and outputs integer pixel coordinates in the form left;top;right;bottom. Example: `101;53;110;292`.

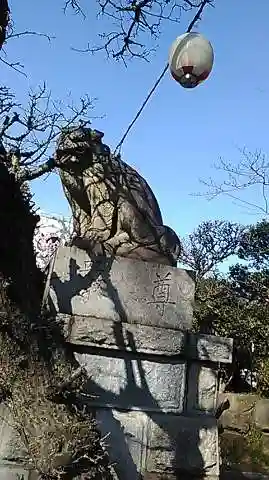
45;246;233;479
0;246;232;479
46;245;195;330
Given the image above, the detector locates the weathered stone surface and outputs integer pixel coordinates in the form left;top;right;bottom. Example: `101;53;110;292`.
221;473;269;480
147;414;218;476
187;365;218;414
189;333;233;364
75;352;186;412
0;465;38;480
254;399;269;431
48;246;194;330
218;394;256;434
59;314;186;355
0;405;27;462
57;314;233;364
96;410;147;479
96;409;218;479
219;394;269;476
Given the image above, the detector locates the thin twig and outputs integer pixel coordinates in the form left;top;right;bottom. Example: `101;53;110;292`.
71;0;213;61
6;30;54;41
0;56;26;75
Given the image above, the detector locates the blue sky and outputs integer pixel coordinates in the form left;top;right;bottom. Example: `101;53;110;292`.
3;0;269;238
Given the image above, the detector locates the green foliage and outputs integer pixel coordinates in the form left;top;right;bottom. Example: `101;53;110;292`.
238;219;269;269
256;358;269;397
246;425;267;465
181;220;244;278
182;218;269;395
195;267;269;393
221;425;269;472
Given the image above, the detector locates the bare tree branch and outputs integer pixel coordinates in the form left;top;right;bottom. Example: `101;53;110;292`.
197;148;269;216
0;55;26;74
6;30;54;42
0;2;54;73
0;87;17;114
0;85;97;180
69;0;214;61
17;157;56;182
64;0;86;17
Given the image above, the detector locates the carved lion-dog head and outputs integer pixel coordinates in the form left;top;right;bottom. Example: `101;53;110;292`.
55;126;110;171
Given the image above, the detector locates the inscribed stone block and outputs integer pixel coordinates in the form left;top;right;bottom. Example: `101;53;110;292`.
47;246;194;330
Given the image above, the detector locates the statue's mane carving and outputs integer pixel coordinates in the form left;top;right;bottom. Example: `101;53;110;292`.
55;126;181;266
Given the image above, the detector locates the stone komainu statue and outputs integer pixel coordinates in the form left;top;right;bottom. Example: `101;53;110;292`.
55;126;181;266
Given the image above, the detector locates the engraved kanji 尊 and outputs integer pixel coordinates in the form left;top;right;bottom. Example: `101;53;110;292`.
147;271;175;316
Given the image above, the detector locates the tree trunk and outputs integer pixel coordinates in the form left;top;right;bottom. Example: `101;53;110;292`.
0;0;9;49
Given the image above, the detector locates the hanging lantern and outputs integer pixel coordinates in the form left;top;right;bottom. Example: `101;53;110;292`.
168;32;214;89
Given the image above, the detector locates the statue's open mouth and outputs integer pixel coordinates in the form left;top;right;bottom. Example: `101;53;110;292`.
56;145;90;157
